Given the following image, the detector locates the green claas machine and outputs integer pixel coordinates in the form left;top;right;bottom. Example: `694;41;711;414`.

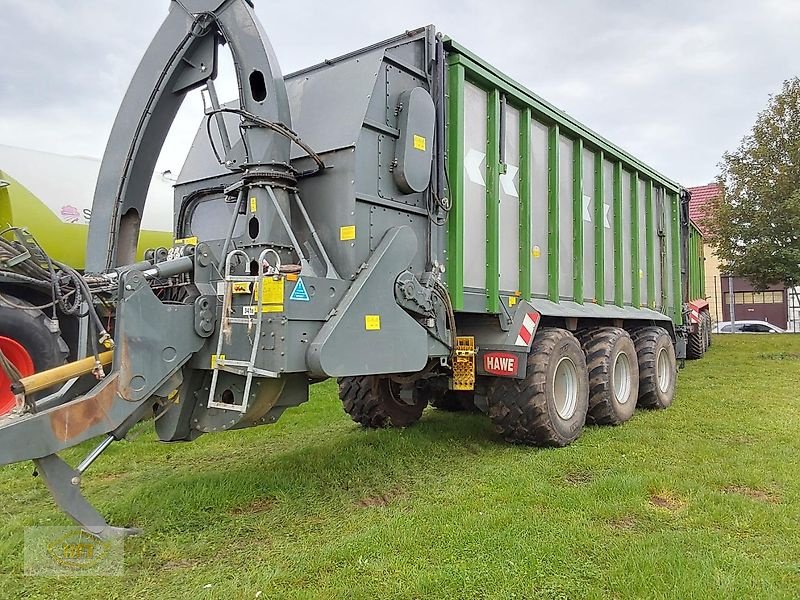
0;0;711;538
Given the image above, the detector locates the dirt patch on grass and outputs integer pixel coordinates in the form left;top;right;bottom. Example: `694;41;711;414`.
608;515;637;530
230;497;275;515
648;492;686;512
162;558;199;571
758;352;800;361
357;488;404;508
564;471;593;486
723;485;781;504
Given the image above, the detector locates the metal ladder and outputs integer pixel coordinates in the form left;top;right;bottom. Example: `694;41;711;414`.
207;248;281;412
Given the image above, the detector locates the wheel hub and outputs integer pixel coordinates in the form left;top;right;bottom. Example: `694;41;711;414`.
656;347;670;393
613;351;632;404
553;356;578;420
0;336;35;415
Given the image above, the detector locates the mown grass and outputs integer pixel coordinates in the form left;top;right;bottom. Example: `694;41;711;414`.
1;334;799;599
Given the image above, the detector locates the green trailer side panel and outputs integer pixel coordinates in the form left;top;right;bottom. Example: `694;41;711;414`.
442;43;687;324
572;138;584;304
686;224;705;301
594;151;605;305
486;89;501;313
444;44;682;195
547;124;560;303
645;180;655;308
446;61;466;310
631;171;640;307
613;161;623;307
670;192;682;322
519;108;532;300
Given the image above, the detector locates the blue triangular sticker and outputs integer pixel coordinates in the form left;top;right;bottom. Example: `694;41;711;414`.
290;277;310;301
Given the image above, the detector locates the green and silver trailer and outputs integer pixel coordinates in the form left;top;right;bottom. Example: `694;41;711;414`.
0;2;710;537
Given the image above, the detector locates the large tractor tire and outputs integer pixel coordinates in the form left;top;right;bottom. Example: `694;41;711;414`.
577;327;639;426
0;294;69;414
429;389;478;412
487;328;589;447
630;326;676;410
702;311;712;349
338;376;427;428
686;316;705;360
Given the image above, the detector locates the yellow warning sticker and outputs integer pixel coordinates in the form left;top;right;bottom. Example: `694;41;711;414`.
365;315;381;331
232;282;251;294
211;354;225;369
532;245;541;258
509;296;517;307
256;278;284;305
250;196;257;214
413;134;426;151
175;236;198;246
261;304;283;313
340;225;356;241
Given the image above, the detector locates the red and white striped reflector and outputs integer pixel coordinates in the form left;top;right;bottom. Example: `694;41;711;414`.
515;312;540;347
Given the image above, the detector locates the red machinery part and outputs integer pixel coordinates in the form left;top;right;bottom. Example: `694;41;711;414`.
0;336;35;414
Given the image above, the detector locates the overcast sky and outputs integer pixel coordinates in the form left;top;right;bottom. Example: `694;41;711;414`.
2;0;799;186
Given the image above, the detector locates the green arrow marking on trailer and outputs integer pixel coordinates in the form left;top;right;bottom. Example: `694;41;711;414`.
290;278;310;301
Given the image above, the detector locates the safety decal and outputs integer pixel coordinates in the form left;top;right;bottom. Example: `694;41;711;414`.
514;311;540;347
290;277;310;301
413;134;426;151
250;196;258;214
340;225;356;241
365;315;381;331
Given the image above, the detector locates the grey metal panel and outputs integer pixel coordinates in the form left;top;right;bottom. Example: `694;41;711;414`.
499;104;520;293
603;159;614;303
284;49;385;159
653;186;664;310
621;170;632;305
638;178;647;305
528;298;673;325
462;81;488;290
558;135;573;299
393;87;435;194
581;147;595;302
530;119;549;297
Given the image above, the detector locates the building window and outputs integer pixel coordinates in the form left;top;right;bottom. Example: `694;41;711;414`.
724;290;784;305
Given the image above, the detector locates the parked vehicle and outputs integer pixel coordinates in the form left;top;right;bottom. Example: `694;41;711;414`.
0;0;711;537
713;320;785;334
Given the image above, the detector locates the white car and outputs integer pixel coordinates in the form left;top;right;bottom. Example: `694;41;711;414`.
712;320;786;334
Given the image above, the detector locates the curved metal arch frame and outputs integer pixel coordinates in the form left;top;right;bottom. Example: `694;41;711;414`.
87;0;292;271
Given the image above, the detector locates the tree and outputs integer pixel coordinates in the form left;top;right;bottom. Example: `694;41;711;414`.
705;77;800;294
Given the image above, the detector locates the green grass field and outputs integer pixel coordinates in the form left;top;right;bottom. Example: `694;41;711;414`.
1;334;799;599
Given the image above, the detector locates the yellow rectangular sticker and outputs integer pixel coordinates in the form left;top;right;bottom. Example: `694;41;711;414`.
340;225;356;241
232;282;251;294
413;134;426;151
365;315;381;331
262;304;283;313
250;196;257;214
256;278;285;305
175;236;198;246
508;296;517;307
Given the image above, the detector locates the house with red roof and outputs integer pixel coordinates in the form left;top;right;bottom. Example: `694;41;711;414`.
688;183;791;330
